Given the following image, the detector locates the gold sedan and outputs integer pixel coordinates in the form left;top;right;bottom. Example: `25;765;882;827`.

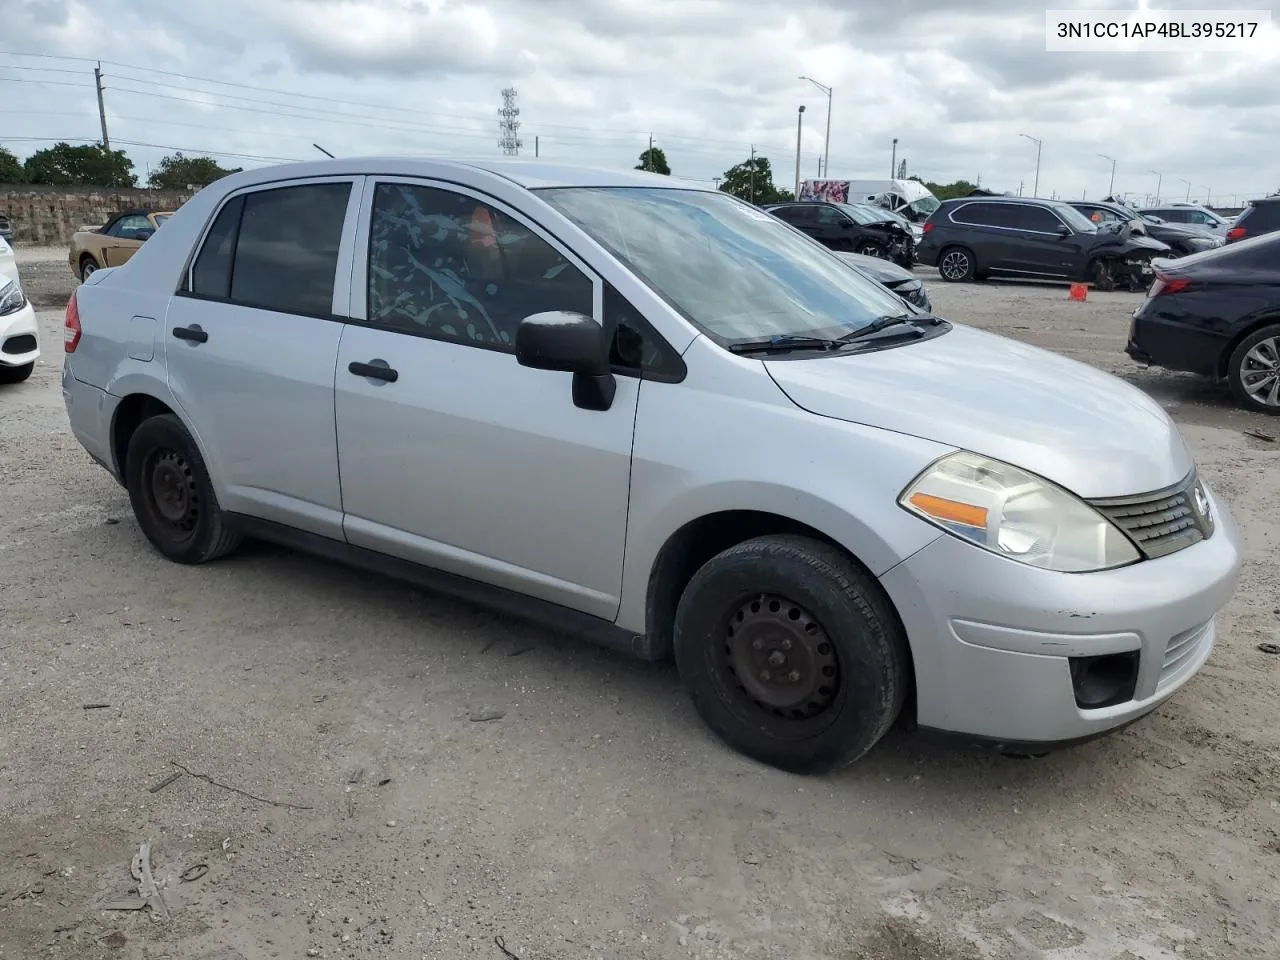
69;209;174;281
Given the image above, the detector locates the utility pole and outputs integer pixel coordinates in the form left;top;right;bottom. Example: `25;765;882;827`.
646;134;653;171
891;138;898;179
1019;133;1042;197
1149;170;1162;203
535;135;539;158
799;77;831;178
94;61;110;150
1099;154;1115;197
794;105;806;199
749;144;756;204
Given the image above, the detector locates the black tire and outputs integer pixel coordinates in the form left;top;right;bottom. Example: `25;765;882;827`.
1089;258;1116;292
937;246;976;282
124;414;243;563
0;362;33;384
673;534;910;774
79;256;99;282
856;241;885;258
1227;323;1280;414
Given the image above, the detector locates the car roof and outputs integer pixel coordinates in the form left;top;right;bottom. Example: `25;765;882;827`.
941;195;1055;206
204;156;705;193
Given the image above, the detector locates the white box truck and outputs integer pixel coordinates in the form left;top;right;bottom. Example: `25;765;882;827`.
799;178;941;224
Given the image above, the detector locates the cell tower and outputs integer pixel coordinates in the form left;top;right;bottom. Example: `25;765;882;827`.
498;87;522;156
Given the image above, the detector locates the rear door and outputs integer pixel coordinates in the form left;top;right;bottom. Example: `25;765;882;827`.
165;177;363;539
1006;203;1079;276
333;178;641;619
947;201;1021;270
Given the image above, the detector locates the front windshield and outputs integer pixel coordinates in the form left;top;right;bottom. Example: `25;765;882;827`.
538;187;915;344
839;203;889;224
1055;204;1098;233
908;195;940;218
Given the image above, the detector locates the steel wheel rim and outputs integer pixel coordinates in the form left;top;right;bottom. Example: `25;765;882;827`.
721;594;840;721
142;448;200;543
82;261;96;278
940;251;968;279
1241;336;1280;407
858;243;883;258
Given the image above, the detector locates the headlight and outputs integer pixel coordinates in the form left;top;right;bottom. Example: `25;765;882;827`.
898;451;1140;572
0;279;25;317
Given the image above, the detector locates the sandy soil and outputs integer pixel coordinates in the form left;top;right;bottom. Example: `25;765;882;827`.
2;253;1278;960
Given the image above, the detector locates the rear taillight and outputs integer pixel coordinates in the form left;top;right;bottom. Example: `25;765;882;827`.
1149;271;1192;297
922;222;934;233
64;291;81;353
1226;226;1246;241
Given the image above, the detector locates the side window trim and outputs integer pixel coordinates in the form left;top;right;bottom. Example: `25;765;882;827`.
349;176;604;328
176;175;363;320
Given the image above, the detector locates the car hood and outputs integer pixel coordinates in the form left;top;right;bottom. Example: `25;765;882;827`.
834;251;915;285
764;324;1193;499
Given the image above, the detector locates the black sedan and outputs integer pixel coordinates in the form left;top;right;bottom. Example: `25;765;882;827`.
764;201;915;268
1069;200;1224;258
1127;231;1280;414
834;251;931;311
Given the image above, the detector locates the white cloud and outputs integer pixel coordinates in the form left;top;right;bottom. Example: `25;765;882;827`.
3;0;1279;204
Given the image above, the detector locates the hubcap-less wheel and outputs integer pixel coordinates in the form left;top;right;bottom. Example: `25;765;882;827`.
1241;336;1280;408
940;250;970;280
142;448;200;544
857;243;883;259
720;594;839;721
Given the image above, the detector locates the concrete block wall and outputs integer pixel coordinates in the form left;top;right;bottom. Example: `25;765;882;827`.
0;184;196;245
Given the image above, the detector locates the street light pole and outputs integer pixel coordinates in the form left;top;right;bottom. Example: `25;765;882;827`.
1202;185;1211;205
1177;177;1191;201
794;105;806;199
1099;154;1115;197
891;138;899;178
1149;170;1162;203
1020;133;1042;197
799;76;831;178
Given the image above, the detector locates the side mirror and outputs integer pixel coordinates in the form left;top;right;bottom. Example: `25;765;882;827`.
515;311;616;411
1056;224;1072;238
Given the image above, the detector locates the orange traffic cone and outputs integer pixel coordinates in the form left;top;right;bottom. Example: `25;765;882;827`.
1069;282;1088;301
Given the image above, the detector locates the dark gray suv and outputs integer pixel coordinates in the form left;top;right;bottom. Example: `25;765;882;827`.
916;196;1169;291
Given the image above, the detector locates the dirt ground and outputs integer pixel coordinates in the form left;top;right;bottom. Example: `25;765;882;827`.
2;248;1278;960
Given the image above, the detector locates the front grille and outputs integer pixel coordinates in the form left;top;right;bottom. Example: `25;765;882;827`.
1158;621;1212;690
1089;472;1213;560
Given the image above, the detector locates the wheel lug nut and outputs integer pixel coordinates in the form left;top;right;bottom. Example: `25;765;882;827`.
760;670;771;682
781;639;792;650
788;670;800;682
752;639;763;650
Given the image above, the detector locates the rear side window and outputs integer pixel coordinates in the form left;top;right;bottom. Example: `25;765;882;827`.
232;183;352;316
190;195;244;299
951;202;1018;228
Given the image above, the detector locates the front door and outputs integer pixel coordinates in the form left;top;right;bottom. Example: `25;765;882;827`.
333;179;639;620
102;213;150;266
165;177;363;539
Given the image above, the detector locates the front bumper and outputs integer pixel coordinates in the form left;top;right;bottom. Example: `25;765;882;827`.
879;481;1241;745
0;300;40;367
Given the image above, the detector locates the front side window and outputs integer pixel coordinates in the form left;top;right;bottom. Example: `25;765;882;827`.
816;205;852;226
108;214;152;238
366;182;593;352
538;186;914;346
1052;203;1099;233
1017;205;1065;233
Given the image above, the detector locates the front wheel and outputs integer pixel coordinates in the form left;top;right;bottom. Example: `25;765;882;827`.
673;535;910;773
1227;324;1280;414
125;414;244;563
856;241;885;258
80;256;99;282
0;362;33;384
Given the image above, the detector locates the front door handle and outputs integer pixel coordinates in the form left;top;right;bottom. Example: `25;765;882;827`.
172;325;208;343
348;359;398;383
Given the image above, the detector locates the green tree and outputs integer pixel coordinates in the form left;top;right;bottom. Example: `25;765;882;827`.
0;146;25;183
23;142;136;187
635;146;671;175
718;155;792;205
148;152;242;190
909;175;979;201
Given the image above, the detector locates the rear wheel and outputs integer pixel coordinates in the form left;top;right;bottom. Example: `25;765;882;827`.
673;534;910;773
124;414;243;563
938;246;975;282
1227;324;1280;414
79;256;99;282
0;362;33;384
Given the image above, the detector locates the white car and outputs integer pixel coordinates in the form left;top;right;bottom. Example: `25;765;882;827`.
0;235;40;385
61;158;1241;772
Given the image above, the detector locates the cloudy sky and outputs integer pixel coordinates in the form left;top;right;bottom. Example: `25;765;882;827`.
4;0;1279;206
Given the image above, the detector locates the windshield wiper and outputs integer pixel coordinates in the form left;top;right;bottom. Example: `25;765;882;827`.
838;313;941;343
727;334;847;354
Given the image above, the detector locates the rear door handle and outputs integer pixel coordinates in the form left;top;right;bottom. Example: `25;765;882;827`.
172;325;208;343
348;360;398;383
